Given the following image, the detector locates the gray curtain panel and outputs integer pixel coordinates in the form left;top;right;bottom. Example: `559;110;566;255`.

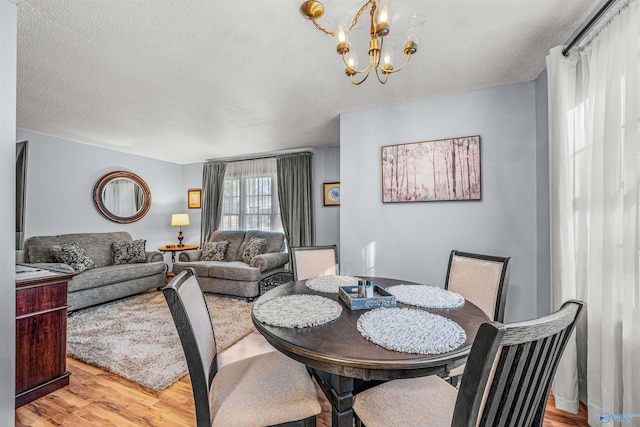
16;141;28;250
201;161;227;245
277;152;314;247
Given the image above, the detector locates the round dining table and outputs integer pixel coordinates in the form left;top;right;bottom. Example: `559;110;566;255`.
252;276;490;427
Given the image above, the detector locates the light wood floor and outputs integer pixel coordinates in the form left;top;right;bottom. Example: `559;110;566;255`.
16;331;588;426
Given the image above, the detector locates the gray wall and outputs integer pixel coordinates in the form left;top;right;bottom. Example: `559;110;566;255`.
17;130;183;255
535;70;551;317
1;1;17;422
340;82;542;322
180;162;204;248
312;146;340;247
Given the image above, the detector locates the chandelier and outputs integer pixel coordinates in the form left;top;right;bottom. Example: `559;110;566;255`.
300;0;425;85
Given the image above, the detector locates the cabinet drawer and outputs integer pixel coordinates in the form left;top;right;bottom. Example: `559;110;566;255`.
15;309;67;393
16;282;67;317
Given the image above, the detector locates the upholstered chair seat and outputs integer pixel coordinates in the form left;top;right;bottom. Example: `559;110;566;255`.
210;351;321;426
353;376;456;427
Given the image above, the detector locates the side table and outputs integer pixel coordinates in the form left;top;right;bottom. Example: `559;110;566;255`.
158;245;199;284
158;244;199;263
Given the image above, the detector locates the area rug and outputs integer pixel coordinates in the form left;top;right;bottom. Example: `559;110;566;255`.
67;291;254;392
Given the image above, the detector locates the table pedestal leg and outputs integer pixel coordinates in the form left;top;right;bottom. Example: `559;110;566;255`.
310;369;355;427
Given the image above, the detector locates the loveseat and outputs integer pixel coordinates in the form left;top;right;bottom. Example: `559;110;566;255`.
172;230;289;299
20;231;166;311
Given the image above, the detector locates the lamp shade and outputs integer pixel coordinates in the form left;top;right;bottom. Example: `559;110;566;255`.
171;213;190;227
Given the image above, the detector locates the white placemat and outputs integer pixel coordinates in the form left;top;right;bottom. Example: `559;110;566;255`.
305;275;359;293
386;284;465;309
253;294;342;328
357;307;466;355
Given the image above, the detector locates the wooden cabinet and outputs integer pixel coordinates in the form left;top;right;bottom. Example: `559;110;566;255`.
15;265;74;407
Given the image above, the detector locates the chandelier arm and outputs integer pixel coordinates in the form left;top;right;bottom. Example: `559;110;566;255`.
350;69;372;85
380;52;413;74
310;17;335;37
374;65;390;84
341;52;375;75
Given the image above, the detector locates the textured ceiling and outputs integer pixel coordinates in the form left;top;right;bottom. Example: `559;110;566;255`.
16;0;599;164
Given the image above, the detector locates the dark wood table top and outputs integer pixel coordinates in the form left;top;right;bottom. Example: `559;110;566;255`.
158;244;199;252
252;276;490;381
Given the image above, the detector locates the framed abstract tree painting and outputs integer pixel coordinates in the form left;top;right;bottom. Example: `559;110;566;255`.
381;135;481;203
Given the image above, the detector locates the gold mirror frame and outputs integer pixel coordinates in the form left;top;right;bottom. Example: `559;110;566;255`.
93;171;152;224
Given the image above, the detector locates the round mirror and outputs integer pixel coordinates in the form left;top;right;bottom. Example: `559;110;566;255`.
93;171;152;223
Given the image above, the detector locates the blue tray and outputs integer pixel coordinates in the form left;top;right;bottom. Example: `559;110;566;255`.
338;285;396;310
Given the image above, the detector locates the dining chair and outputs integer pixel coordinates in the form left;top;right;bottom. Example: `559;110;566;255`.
352;299;584;427
162;268;321;427
290;245;338;281
445;250;511;322
444;250;511;386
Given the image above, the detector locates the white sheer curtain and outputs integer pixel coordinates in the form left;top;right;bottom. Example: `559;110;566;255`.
221;157;282;232
547;1;640;424
225;157;277;180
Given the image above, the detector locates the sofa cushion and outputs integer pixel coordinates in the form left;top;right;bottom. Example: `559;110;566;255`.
26;232;134;267
68;262;166;293
172;261;216;277
237;231;285;261
172;261;262;282
207;230;246;262
112;239;147;265
241;237;266;264
209;261;261;282
201;241;229;261
52;242;96;273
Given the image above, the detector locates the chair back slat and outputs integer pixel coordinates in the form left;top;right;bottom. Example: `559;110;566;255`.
163;268;218;427
525;330;570;426
504;341;535;427
479;344;514;425
445;250;511;322
290;245;338;281
453;300;584;427
518;336;554;424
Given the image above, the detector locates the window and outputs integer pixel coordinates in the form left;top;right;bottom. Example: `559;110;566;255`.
221;179;240;230
220;158;282;232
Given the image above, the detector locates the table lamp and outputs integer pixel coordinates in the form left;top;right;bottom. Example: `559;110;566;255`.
171;213;190;246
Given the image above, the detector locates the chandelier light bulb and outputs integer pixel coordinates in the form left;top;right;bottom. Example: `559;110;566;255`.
379;9;388;23
336;14;351;53
345;48;359;75
381;41;396;73
375;0;392;36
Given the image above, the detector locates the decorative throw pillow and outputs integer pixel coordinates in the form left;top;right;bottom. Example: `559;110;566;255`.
52;242;96;273
242;237;267;264
112;239;147;265
201;241;229;261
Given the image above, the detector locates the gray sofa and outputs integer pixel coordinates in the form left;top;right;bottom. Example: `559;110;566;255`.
21;231;166;311
172;230;289;299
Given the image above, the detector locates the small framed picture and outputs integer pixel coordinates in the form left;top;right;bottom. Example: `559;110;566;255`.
323;182;340;206
188;189;202;209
